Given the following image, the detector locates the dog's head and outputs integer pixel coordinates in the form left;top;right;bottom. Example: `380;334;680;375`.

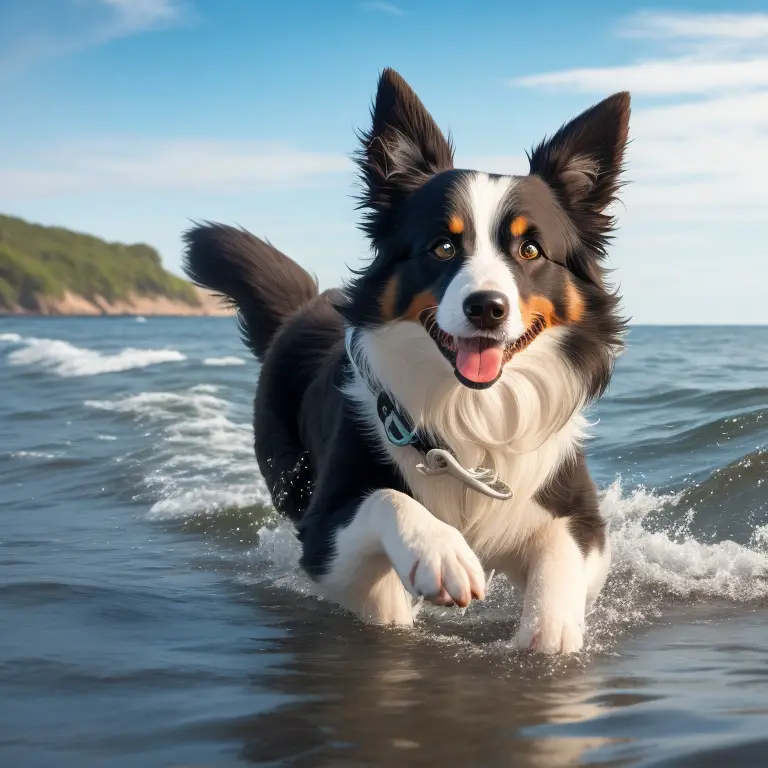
342;68;629;400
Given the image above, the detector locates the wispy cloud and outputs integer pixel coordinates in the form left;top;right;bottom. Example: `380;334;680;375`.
100;0;183;28
0;138;352;198
619;11;768;41
508;11;768;221
504;10;768;322
361;2;405;17
512;11;768;95
0;0;191;77
513;59;768;96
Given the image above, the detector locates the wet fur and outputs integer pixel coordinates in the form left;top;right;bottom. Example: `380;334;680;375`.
183;69;630;654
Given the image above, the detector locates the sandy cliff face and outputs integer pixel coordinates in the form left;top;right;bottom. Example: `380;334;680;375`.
4;287;233;317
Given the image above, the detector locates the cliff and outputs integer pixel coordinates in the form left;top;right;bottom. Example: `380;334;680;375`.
0;214;231;316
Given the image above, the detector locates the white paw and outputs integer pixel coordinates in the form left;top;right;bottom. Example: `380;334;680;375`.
396;522;485;608
515;614;584;655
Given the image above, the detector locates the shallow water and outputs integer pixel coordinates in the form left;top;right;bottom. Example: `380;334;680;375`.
1;318;767;767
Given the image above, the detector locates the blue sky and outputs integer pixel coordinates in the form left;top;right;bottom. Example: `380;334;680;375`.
1;0;767;323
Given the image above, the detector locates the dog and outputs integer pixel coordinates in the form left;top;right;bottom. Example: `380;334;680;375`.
184;68;629;654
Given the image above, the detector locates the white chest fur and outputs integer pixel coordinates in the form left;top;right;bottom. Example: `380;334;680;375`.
343;322;589;560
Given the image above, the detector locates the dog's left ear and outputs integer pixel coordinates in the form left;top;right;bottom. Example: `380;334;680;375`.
528;92;630;249
355;68;454;241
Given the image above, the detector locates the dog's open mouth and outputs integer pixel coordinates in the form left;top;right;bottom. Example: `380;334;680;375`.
419;308;547;389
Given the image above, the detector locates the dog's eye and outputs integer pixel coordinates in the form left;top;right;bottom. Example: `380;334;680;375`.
432;241;456;261
519;240;541;260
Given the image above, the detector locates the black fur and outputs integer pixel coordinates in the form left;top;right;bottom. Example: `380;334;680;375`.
257;286;410;555
354;68;455;244
535;453;606;556
182;225;408;547
298;403;409;577
183;68;631;588
527;92;630;286
341;168;469;328
183;223;319;359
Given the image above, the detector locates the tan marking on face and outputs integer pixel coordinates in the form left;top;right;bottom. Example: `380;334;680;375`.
519;295;558;329
380;275;399;321
403;291;439;322
510;216;528;238
565;279;585;323
448;216;464;235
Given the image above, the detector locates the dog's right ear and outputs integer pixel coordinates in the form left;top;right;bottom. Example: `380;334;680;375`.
355;68;454;241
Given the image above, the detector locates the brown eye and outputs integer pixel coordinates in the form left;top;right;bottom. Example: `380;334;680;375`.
432;241;456;260
519;240;541;260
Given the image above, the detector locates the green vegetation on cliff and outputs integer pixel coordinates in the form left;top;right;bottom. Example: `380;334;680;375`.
0;214;199;311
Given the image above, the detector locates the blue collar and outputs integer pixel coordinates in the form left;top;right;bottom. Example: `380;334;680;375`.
344;327;513;501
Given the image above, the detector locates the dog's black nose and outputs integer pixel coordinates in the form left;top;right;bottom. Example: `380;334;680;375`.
462;291;509;329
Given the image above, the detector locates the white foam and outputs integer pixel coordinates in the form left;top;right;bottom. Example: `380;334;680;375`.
87;390;226;418
6;336;186;377
233;478;768;656
238;525;314;595
204;356;246;366
243;482;768;593
602;480;768;601
86;388;270;519
752;524;768;550
86;379;768;653
8;450;59;460
0;332;22;343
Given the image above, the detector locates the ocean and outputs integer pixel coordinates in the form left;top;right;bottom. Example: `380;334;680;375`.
1;317;767;767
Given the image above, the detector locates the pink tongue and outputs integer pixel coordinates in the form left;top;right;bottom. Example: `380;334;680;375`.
455;339;504;384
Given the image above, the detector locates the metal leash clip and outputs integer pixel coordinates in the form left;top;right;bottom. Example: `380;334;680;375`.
416;449;513;501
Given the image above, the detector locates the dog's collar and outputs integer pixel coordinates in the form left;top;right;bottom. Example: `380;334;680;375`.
344;327;513;501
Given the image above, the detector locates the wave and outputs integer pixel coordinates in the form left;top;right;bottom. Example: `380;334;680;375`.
238;480;768;599
610;385;768;412
640;409;766;453
203;356;246;366
4;335;185;377
86;381;768;655
224;480;768;661
0;332;22;343
86;388;270;518
600;481;768;602
5;450;60;460
189;383;219;394
676;448;768;513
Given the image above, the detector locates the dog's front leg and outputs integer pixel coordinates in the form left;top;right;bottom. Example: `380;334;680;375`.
514;518;593;654
301;488;486;625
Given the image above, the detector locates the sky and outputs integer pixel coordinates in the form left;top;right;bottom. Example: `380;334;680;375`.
1;0;767;324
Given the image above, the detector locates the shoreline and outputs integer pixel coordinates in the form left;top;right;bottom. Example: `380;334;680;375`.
0;287;233;318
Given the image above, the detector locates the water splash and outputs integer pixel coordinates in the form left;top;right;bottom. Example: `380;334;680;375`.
5;335;185;377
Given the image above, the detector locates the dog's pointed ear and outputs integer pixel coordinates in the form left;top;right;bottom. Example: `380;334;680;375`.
355;68;454;240
528;92;630;251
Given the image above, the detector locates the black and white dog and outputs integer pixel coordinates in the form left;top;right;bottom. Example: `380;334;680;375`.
184;69;630;654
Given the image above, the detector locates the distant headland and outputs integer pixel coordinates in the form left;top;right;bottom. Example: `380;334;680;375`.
0;214;231;316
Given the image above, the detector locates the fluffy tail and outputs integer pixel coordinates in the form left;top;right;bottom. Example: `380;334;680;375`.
183;223;318;359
